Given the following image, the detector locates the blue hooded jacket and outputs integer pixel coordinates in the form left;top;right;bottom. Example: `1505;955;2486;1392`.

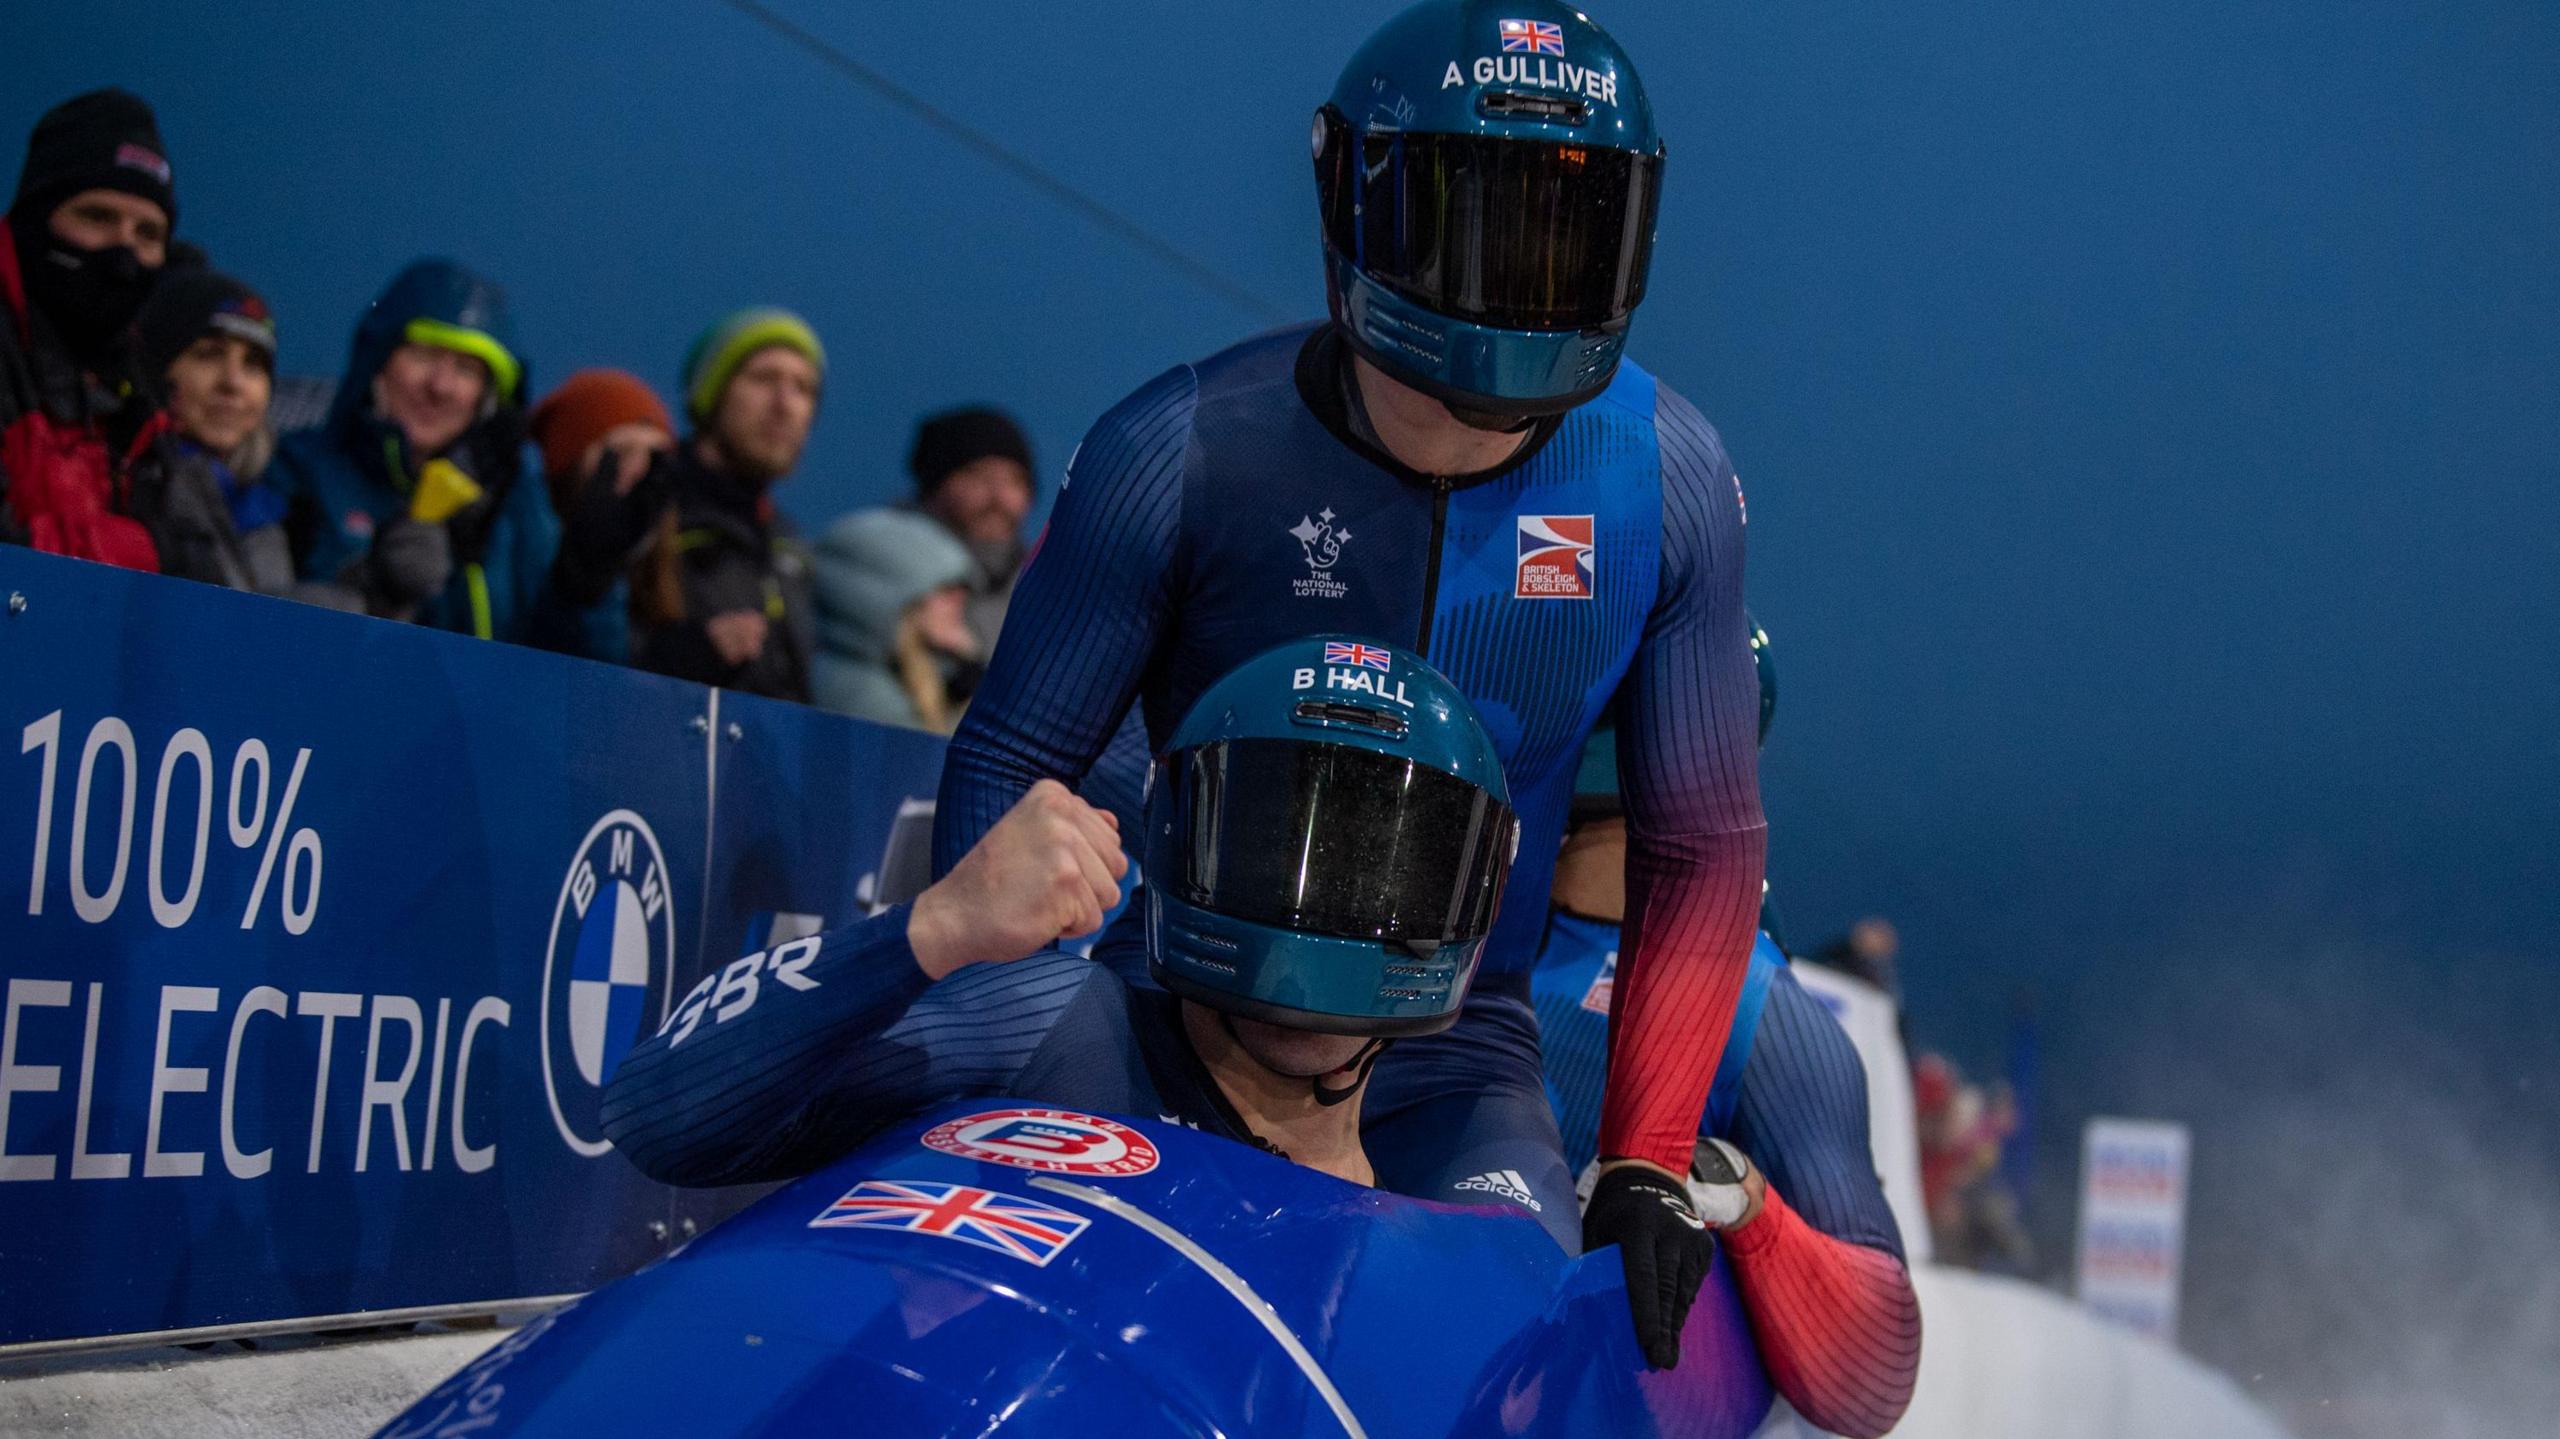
268;259;615;653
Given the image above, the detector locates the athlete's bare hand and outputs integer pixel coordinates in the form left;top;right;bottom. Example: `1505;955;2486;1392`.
908;781;1125;979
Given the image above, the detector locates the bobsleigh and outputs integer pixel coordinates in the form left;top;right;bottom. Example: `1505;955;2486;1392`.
378;1102;1773;1438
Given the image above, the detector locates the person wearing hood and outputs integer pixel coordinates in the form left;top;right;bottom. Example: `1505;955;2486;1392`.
809;507;978;732
904;405;1035;664
1;89;178;572
266;259;642;651
625;307;822;700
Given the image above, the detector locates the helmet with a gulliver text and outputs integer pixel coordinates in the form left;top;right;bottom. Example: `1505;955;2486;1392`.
1313;0;1664;419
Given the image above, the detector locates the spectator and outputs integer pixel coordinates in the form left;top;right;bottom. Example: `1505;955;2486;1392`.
1;89;177;571
809;508;977;732
525;368;681;661
124;267;309;597
267;258;620;651
905;405;1034;662
1914;1052;2036;1272
1812;915;1903;998
626;307;823;700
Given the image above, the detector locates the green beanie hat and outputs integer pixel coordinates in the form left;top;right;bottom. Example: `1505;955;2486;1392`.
681;307;825;424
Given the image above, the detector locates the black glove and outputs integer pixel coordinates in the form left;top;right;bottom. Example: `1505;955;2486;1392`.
1584;1162;1714;1370
553;448;674;606
364;516;453;611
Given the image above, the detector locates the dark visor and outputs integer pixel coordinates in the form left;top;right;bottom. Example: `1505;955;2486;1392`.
1163;738;1516;945
1320;112;1663;332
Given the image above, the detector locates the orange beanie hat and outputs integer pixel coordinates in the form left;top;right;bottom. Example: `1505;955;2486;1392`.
528;368;675;483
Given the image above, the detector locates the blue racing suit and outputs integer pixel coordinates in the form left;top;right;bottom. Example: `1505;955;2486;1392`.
933;325;1766;1247
1528;909;1924;1434
603;907;1269;1187
1534;917;1796;1179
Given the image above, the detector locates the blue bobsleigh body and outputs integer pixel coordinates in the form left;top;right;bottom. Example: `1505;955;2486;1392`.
378;1102;1772;1438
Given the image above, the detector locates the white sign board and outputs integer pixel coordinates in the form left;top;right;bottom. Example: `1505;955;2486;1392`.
2075;1117;2191;1342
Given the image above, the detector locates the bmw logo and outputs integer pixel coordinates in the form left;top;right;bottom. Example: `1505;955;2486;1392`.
540;810;677;1157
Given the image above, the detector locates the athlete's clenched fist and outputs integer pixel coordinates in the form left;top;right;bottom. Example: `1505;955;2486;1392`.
908;780;1126;979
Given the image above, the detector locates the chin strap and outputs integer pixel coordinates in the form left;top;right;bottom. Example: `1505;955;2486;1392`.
1311;1037;1392;1107
1444;402;1539;434
1213;1013;1394;1109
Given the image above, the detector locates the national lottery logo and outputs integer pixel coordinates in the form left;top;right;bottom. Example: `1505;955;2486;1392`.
921;1108;1161;1177
1287;507;1354;600
1515;515;1595;599
539;810;677;1157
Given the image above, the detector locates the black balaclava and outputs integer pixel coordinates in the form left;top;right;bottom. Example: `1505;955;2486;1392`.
9;89;177;369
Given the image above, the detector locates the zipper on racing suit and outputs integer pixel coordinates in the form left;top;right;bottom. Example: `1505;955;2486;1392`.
1415;479;1452;659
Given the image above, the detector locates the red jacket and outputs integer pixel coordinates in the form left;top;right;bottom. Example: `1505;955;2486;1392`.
0;221;163;572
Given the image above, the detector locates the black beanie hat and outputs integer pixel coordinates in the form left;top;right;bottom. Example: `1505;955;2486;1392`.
908;406;1034;497
11;89;176;231
136;268;275;381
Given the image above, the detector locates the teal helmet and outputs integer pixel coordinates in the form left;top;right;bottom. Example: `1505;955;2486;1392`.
1146;636;1520;1038
1313;0;1665;418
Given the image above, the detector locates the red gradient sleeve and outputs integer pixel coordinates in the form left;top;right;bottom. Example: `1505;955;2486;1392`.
1723;1184;1924;1439
1598;385;1768;1172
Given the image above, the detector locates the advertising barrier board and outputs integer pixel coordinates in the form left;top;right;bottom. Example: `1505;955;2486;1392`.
0;549;946;1351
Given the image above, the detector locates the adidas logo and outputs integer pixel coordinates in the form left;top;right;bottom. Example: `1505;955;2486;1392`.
1452;1169;1544;1213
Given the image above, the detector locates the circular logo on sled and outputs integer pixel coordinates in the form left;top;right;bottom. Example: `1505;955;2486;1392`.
921;1108;1161;1177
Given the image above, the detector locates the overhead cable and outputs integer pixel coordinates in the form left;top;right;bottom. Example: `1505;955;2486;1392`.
723;0;1293;324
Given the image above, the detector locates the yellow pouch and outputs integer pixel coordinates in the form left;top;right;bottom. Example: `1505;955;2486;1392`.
409;459;484;523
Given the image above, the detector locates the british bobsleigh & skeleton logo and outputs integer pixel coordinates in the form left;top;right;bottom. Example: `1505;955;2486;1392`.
540;810;677;1157
921;1108;1162;1176
1516;514;1596;599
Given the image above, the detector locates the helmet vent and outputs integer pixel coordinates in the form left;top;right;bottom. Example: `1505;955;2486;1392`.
1292;699;1409;739
1571;333;1617;381
1479;92;1589;126
1359;300;1449;362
